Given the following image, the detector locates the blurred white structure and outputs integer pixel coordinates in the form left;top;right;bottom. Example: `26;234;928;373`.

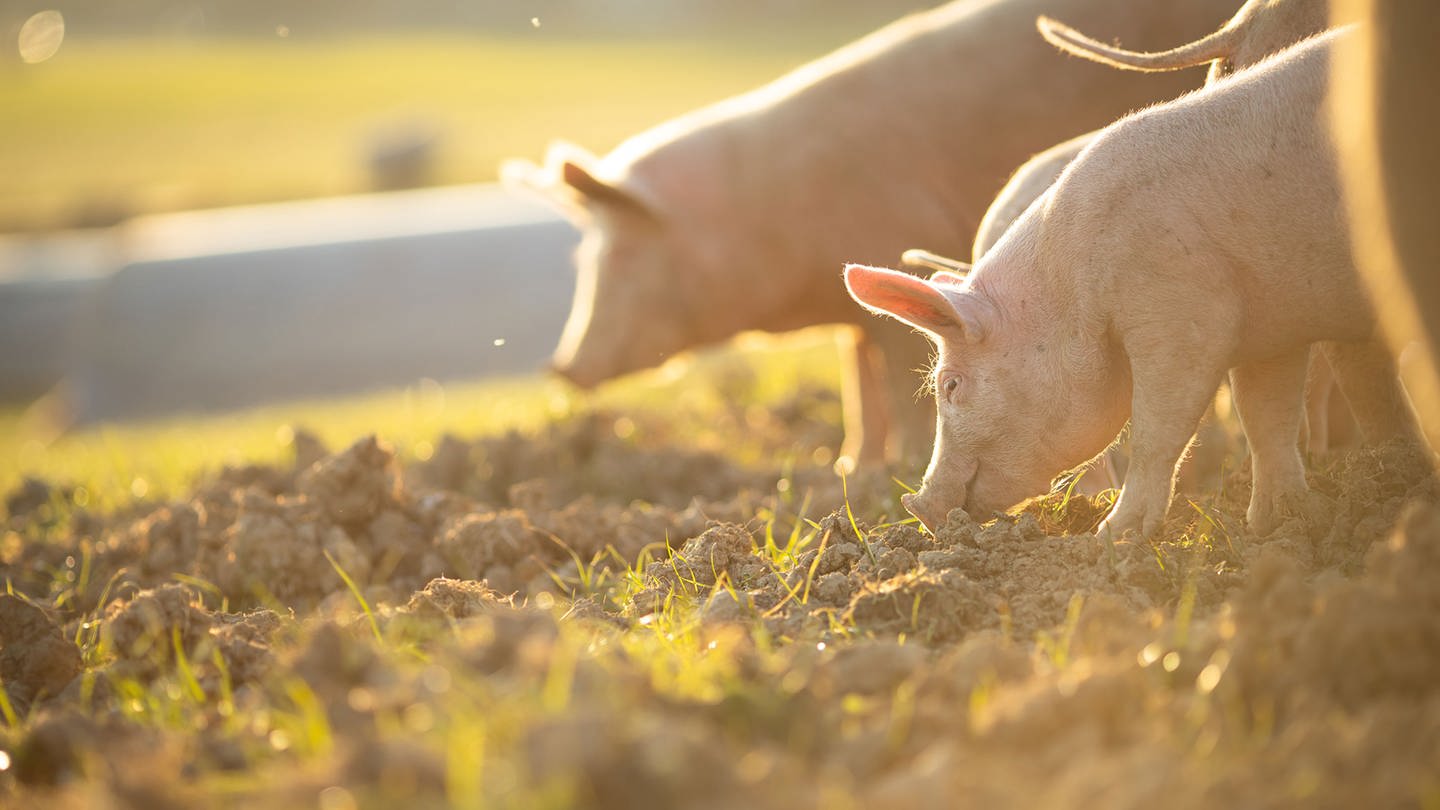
0;185;578;423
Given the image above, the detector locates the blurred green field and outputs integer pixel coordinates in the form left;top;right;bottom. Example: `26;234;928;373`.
0;30;868;233
0;331;843;512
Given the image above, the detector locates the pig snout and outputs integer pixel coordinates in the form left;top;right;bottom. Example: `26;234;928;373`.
902;456;981;535
901;490;952;535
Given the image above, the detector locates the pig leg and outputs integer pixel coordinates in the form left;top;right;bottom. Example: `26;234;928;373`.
1320;340;1419;444
1099;349;1229;540
837;326;889;471
1303;348;1334;455
1230;350;1311;535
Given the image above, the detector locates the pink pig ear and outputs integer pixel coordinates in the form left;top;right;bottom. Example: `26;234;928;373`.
844;264;991;341
557;161;658;219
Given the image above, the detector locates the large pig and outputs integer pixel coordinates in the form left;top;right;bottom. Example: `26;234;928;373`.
1330;0;1440;456
504;0;1235;468
846;27;1415;539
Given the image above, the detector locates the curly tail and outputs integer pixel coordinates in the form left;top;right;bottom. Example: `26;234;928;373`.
1037;14;1246;73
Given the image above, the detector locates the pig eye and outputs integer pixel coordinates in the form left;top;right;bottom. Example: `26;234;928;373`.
942;377;960;398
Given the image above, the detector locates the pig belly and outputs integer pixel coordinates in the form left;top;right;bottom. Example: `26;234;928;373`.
1231;265;1378;364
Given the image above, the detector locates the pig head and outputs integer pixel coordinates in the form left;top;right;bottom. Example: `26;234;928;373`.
844;263;1128;532
505;144;719;388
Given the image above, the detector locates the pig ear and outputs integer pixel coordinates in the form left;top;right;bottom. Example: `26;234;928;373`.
559;160;656;217
901;249;973;279
541;141;655;215
500;141;654;219
844;264;991;341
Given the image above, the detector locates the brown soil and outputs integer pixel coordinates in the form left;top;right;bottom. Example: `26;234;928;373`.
0;399;1436;809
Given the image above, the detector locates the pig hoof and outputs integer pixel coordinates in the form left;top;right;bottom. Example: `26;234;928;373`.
833;455;859;477
1246;487;1309;536
1094;513;1144;544
1093;520;1122;547
1246;495;1301;537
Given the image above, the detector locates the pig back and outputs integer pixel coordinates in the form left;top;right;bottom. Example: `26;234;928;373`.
1055;31;1370;355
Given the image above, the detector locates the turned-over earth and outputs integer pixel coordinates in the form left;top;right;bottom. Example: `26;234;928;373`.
505;0;1235;468
847;27;1415;540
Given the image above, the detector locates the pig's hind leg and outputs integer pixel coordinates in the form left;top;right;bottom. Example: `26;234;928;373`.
1230;349;1311;535
1098;333;1231;540
1321;340;1420;445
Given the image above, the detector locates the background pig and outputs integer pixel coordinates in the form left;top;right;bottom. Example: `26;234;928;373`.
847;28;1415;540
504;0;1236;469
1330;0;1440;456
970;134;1093;262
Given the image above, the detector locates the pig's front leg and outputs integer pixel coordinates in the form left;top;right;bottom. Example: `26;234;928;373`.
838;325;889;471
1302;348;1336;455
1230;350;1310;535
1097;341;1228;540
838;321;936;470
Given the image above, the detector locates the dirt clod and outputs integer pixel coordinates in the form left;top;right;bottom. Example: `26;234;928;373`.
297;435;399;528
0;595;82;710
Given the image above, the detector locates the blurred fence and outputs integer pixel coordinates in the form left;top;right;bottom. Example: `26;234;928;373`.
0;0;940;422
0;185;578;423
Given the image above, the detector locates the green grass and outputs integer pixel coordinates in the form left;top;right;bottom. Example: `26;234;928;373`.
0;28;876;233
0;330;842;511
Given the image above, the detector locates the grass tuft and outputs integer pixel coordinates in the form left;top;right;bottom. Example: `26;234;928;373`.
323;548;383;644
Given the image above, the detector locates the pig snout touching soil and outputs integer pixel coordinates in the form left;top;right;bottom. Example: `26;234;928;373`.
848;27;1417;540
504;0;1238;469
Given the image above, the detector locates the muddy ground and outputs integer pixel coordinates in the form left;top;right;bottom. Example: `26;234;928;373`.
1;391;1438;808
